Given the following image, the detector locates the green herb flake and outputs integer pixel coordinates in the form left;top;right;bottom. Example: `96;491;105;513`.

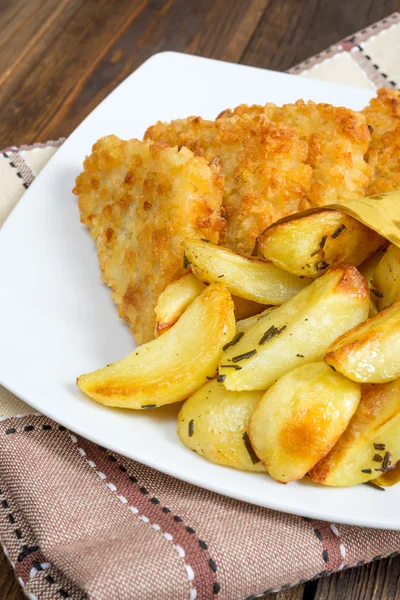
371;289;384;298
188;419;195;437
220;364;242;370
373;453;383;463
217;374;227;382
375;466;396;472
296;353;304;358
315;261;329;271
200;238;211;243
232;349;257;363
319;235;327;249
243;432;260;465
141;404;157;409
361;468;372;474
222;331;244;351
183;253;190;269
259;325;286;345
382;451;392;469
374;443;386;451
363;481;385;491
331;224;346;239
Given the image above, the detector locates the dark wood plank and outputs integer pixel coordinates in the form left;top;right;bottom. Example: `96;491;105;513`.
241;0;400;70
272;583;307;599
313;555;400;600
0;548;23;600
0;0;269;147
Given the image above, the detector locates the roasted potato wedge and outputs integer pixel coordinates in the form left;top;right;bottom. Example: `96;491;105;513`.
232;296;268;321
183;239;310;305
358;250;388;315
358;248;388;291
219;265;369;391
154;273;266;335
178;379;266;472
372;244;400;310
236;307;276;333
310;380;400;486
77;284;235;409
258;210;385;279
373;461;400;487
155;273;205;336
325;300;400;383
369;299;378;318
248;363;361;483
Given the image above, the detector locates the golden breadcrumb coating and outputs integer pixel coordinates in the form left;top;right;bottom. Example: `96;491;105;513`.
363;88;400;195
218;100;373;207
145;114;312;254
73;136;225;344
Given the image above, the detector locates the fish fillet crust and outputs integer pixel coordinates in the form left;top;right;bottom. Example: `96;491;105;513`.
145;114;312;255
218;100;373;207
363;88;400;195
73;136;225;344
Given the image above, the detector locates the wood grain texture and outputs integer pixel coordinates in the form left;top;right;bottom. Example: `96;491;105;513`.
0;549;22;600
0;0;271;146
1;1;400;599
241;0;400;70
313;556;400;600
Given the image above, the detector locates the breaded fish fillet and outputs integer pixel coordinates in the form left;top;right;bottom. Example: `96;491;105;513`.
218;100;373;207
363;88;400;195
74;136;225;344
145;114;312;255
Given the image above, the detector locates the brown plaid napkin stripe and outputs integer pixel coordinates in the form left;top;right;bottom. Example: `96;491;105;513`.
1;13;400;600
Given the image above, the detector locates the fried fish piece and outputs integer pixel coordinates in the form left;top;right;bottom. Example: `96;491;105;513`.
145;114;312;255
218;100;373;207
73;135;225;344
363;88;400;195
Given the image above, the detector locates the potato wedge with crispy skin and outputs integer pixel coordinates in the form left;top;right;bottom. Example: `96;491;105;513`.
178;379;266;472
258;210;385;279
358;248;388;315
154;272;265;336
231;296;268;321
310;380;400;487
358;247;388;291
325;300;400;383
154;273;205;336
368;300;378;318
372;244;400;310
183;239;310;305
248;363;361;483
373;461;400;487
77;284;235;409
236;307;276;333
219;265;369;391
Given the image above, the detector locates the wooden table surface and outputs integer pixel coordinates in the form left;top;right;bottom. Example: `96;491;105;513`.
1;0;400;598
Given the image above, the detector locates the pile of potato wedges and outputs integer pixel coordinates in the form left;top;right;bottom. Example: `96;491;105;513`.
78;204;400;489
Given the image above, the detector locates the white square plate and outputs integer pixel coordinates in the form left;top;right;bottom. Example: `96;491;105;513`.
1;52;396;530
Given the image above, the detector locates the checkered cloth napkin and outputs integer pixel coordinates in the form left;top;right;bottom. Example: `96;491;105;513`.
1;14;400;600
